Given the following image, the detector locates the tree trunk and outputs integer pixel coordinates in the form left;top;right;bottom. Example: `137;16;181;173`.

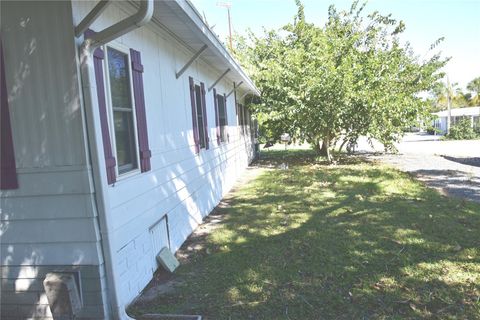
319;136;332;162
324;143;332;163
319;140;328;156
313;140;321;154
313;139;322;154
338;138;348;153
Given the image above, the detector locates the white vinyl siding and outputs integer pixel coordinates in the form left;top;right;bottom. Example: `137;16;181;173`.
72;0;259;313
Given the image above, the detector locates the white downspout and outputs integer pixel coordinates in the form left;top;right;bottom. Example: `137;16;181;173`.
78;1;153;319
85;0;154;49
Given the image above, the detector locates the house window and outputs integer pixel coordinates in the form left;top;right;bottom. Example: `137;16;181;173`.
473;116;479;128
105;46;138;175
216;94;227;142
239;104;250;134
194;84;207;149
238;103;244;129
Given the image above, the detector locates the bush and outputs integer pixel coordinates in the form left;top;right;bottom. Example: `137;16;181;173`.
426;126;442;135
445;119;480;140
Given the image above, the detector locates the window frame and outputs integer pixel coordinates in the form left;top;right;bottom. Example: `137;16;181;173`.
192;80;207;150
238;103;248;134
103;42;141;179
216;93;227;143
238;103;243;129
473;116;479;128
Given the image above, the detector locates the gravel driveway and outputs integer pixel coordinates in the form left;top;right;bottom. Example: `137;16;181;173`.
356;134;480;203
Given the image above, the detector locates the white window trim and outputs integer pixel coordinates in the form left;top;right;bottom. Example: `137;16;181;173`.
103;42;141;180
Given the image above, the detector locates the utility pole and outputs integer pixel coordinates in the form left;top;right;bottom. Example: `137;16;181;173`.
216;2;233;50
447;75;452;135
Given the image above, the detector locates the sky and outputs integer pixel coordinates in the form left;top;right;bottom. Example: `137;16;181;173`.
190;0;480;90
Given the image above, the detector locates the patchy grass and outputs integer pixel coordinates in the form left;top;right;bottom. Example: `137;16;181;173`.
130;149;480;319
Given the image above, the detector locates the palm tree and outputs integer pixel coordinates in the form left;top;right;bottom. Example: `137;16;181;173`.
467;77;480;105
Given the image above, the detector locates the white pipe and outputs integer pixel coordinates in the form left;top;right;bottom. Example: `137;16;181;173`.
83;0;154;51
79;1;153;318
75;0;111;37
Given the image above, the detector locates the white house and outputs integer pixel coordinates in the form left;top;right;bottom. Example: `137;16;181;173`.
432;106;480;134
0;1;259;319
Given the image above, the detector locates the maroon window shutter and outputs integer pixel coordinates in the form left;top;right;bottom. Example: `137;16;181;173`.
224;94;229;142
189;77;200;154
241;104;245;133
213;89;220;145
93;47;117;184
234;85;238;115
223;94;229;126
200;82;209;150
130;49;151;172
0;37;18;189
85;29;117;185
238;104;243;126
238;103;242;127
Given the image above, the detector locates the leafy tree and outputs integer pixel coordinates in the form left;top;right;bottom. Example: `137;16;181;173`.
429;81;473;111
467;77;480;97
467;77;480;105
235;1;447;161
445;118;479;140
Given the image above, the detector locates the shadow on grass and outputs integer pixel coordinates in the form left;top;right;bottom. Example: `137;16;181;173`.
130;150;480;320
254;149;367;167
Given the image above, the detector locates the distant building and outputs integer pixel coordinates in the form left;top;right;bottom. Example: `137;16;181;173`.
432;106;480;134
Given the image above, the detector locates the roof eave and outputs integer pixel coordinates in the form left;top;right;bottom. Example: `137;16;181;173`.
166;0;260;96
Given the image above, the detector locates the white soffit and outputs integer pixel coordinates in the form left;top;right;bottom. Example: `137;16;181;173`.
151;0;260;95
434;106;480;117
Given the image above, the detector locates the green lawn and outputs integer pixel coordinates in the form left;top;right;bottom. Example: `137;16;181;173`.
130;150;480;319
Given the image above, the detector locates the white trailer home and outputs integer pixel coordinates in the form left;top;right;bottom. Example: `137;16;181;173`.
432;106;480;134
0;1;259;319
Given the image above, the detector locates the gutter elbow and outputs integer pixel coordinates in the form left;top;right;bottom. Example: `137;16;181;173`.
134;0;154;28
82;0;154;50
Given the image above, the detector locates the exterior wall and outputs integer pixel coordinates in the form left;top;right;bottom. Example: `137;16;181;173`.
433;117;448;133
432;107;480;134
0;1;256;318
434;115;478;134
0;1;108;319
1;265;106;319
71;1;256;315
